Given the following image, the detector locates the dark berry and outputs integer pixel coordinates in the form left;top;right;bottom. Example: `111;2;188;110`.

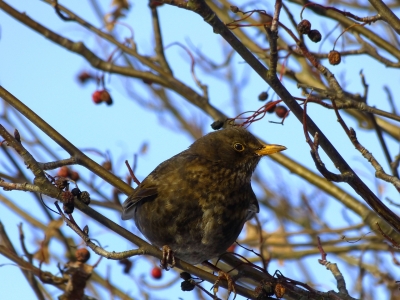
258;91;268;101
181;280;195;291
297;19;311;35
308;30;322;43
211;120;224;130
80;191;91;205
63;203;74;214
71;188;82;197
180;272;192;280
119;259;133;274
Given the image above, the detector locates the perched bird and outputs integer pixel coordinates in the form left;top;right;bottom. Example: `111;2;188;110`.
122;126;286;265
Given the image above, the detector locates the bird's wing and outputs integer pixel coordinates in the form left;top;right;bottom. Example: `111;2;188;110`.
121;151;188;220
121;181;158;220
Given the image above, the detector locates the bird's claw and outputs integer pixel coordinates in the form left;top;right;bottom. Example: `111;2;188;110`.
213;270;236;299
160;245;175;270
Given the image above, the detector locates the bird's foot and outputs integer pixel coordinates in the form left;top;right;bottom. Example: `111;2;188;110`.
213;270;236;299
160;245;175;270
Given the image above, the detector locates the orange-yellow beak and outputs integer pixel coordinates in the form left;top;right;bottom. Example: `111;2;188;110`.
255;143;286;156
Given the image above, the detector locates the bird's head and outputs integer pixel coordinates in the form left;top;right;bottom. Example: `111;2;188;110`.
189;126;286;172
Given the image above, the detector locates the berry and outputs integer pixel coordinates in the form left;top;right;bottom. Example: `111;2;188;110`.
57;166;70;178
101;90;113;106
151;267;162;279
119;259;133;274
75;248;90;263
328;50;341;65
92;90;103;104
77;71;94;84
275;106;288;118
63;203;74;214
211;120;224;130
308;30;322;43
70;171;80;181
181;280;195;291
80;191;91;205
71;187;82;197
102;161;112;171
62;191;74;203
180;272;192;280
92;90;113;105
258;91;268;101
297;19;311;35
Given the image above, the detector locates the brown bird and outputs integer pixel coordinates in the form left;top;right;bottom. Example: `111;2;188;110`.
121;126;286;265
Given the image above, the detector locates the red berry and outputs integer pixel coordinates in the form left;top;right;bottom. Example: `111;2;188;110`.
57;166;70;177
69;170;80;181
275;106;288;118
92;90;113;105
92;90;103;104
151;267;162;279
77;71;94;84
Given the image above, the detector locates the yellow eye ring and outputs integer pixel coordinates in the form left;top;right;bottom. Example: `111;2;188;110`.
233;143;245;152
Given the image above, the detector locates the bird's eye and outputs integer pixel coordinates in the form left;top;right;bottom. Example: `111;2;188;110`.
233;143;245;152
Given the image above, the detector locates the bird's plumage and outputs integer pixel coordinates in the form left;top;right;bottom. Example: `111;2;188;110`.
122;126;286;264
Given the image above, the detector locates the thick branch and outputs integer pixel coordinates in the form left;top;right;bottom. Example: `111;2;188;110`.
369;0;400;34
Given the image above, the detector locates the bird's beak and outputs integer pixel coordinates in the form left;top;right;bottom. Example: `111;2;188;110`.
255;143;287;156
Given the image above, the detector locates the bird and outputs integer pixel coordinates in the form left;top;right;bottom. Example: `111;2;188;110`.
121;126;286;266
